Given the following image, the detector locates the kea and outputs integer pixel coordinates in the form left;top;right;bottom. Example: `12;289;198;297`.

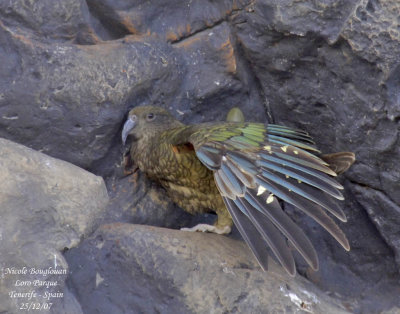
121;106;355;276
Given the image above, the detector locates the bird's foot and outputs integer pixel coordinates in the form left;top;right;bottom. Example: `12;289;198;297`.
181;224;231;235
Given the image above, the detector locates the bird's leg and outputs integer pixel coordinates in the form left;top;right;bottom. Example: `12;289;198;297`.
181;208;233;235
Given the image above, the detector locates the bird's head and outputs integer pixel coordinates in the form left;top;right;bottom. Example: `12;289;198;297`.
122;106;182;144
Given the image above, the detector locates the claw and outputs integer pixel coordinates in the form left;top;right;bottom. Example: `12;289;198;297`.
181;224;231;235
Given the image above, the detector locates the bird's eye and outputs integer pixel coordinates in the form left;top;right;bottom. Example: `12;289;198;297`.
146;113;155;121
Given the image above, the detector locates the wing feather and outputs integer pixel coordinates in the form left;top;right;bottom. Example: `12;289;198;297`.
246;190;319;270
235;197;296;276
170;121;351;274
223;198;270;271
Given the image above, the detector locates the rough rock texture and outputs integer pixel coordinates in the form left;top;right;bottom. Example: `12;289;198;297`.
0;138;109;313
0;29;181;172
66;223;350;314
1;0;400;313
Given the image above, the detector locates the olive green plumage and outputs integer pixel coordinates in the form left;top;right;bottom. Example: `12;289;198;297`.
122;105;355;276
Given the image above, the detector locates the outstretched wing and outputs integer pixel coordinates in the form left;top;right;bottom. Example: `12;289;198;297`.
185;122;349;276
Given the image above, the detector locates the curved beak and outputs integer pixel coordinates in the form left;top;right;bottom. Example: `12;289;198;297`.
122;116;136;144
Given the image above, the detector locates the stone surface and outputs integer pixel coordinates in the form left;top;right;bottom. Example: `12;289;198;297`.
84;0;250;42
66;223;351;314
0;138;109;314
0;0;96;44
342;0;400;77
0;12;182;172
172;21;267;124
352;184;400;267
232;0;400;280
1;0;400;313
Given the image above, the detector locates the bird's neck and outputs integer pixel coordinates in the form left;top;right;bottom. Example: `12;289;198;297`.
130;121;186;172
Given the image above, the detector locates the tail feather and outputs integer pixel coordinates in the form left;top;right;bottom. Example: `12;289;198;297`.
321;152;355;175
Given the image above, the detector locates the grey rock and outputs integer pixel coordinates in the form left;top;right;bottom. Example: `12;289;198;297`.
341;0;400;78
172;22;267;125
352;184;400;267
243;0;359;44
0;17;182;172
0;138;108;313
233;0;400;296
0;0;96;44
66;223;351;314
84;0;251;42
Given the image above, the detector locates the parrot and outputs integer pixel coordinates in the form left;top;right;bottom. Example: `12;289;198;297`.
121;105;355;276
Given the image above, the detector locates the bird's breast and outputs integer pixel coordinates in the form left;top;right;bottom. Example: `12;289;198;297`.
132;141;221;214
